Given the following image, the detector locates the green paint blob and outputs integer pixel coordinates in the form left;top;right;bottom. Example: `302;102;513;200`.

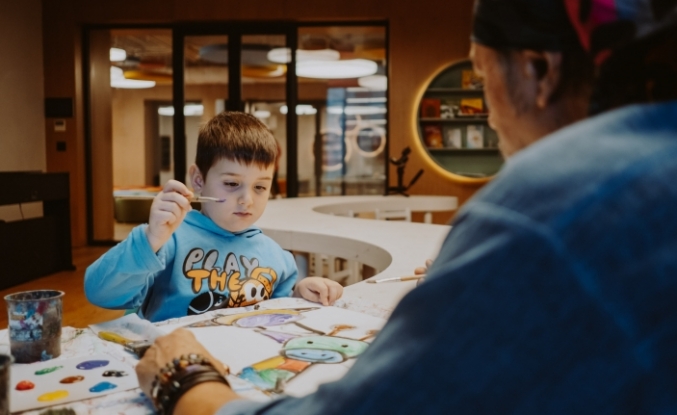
35;366;63;375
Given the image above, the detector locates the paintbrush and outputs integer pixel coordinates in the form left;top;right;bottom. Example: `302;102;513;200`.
117;195;226;203
366;275;425;284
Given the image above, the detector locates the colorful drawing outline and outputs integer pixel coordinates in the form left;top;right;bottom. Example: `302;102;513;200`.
190;309;376;395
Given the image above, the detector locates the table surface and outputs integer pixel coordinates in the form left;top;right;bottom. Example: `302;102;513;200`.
5;195;454;414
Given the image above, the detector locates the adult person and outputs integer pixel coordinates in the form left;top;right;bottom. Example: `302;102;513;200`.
137;1;677;414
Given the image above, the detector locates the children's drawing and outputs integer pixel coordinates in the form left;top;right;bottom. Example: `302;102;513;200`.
190;307;383;396
10;354;138;413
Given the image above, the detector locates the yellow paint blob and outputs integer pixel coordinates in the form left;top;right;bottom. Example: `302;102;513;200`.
37;390;69;402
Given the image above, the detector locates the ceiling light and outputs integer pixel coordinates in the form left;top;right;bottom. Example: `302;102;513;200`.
267;48;340;64
110;48;127;62
327;106;387;115
296;59;378;79
280;105;317;115
110;66;156;89
157;104;204;117
358;75;388;90
253;110;271;119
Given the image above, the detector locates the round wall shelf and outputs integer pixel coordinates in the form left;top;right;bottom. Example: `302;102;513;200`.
417;60;503;178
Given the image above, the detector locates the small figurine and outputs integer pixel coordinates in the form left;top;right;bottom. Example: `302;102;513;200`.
387;147;424;197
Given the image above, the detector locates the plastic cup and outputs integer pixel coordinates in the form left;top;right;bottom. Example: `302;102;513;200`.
4;290;64;363
0;354;11;415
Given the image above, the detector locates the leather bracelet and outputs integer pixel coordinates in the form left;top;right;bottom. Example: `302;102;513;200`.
151;354;230;415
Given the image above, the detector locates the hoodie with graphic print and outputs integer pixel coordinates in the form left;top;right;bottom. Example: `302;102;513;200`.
84;210;297;322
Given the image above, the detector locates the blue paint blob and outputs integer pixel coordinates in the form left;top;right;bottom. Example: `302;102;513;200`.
76;360;109;370
89;381;117;393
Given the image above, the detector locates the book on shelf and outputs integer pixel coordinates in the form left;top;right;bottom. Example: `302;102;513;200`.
462;70;484;89
466;125;484;149
440;99;456;119
420;98;441;118
443;126;463;149
459;98;485;115
424;124;444;148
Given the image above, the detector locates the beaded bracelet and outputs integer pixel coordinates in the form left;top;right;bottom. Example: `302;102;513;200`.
151;353;230;415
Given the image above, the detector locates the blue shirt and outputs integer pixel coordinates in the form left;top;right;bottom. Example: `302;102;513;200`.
85;210;297;322
218;100;677;414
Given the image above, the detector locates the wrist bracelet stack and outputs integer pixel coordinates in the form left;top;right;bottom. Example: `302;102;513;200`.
151;353;229;415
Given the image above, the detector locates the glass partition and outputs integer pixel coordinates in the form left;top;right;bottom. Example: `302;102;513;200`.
296;26;387;196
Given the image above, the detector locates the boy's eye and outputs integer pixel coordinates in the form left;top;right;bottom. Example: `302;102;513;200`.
256;186;267;191
224;182;239;187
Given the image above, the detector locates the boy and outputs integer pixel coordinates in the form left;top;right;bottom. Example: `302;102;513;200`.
85;112;343;322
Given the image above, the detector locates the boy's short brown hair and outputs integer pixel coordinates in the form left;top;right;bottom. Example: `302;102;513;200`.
195;111;278;178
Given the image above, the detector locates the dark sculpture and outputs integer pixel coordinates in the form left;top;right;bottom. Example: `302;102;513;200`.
387;147;424;197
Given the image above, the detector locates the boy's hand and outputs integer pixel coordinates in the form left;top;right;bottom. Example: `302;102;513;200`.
145;180;194;253
293;277;343;306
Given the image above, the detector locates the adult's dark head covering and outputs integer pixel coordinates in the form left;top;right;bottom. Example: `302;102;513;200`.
472;0;674;61
471;0;581;50
472;0;677;110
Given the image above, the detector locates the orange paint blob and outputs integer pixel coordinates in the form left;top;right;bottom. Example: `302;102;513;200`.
60;375;84;384
37;390;69;402
15;380;35;391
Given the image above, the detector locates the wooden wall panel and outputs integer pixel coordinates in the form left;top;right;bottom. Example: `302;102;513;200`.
89;30;114;240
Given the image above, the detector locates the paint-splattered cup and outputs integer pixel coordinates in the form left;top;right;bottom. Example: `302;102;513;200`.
4;290;64;363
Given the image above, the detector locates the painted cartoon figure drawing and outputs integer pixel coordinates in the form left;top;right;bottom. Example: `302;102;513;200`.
189;308;377;395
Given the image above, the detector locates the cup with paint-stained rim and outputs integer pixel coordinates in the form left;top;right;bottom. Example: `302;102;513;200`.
4;290;64;363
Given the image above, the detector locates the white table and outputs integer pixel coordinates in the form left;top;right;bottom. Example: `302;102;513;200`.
258;195;454;311
6;195;454;414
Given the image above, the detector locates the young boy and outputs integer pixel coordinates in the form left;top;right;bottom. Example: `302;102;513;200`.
85;112;343;322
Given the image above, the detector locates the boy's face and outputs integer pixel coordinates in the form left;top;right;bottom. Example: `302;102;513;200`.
192;158;274;233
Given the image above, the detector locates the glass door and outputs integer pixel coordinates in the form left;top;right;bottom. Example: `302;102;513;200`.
175;26;293;197
296;25;388;197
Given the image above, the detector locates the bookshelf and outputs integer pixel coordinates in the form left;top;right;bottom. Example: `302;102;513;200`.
417;60;503;178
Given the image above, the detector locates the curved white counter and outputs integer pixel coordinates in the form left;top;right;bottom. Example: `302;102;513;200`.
257;196;455;314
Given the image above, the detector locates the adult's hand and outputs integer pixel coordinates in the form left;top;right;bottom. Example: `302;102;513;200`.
414;259;433;276
135;329;239;415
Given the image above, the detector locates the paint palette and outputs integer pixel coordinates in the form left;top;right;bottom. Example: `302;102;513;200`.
10;354;139;413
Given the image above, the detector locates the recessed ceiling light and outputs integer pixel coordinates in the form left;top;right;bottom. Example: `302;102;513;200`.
110;66;155;89
327;105;387;115
358;75;387;90
110;48;127;62
296;59;378;79
253;110;271;119
267;48;340;64
157;104;204;116
280;105;317;115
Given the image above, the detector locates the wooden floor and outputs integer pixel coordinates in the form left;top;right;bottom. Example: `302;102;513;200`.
0;246;124;329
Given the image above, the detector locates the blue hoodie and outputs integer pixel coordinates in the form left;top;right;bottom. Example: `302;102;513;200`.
84;210;297;322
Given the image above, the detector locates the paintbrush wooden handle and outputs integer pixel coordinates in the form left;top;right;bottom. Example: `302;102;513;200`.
115;195;224;203
367;275;426;283
399;275;425;281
